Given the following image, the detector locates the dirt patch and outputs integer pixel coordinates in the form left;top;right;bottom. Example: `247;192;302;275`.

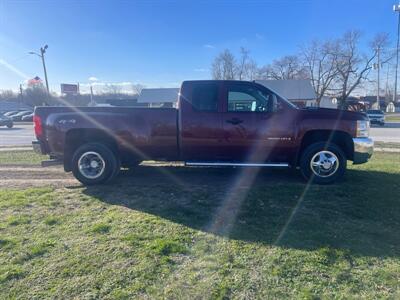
0;165;78;188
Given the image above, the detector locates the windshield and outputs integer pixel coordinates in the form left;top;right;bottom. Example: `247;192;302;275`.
367;110;383;114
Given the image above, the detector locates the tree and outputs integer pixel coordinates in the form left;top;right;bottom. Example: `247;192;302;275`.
23;85;49;107
236;47;249;80
244;60;258;80
258;55;308;80
301;40;340;106
212;49;236;80
333;31;389;108
104;83;122;94
235;47;259;80
131;83;144;95
0;90;17;100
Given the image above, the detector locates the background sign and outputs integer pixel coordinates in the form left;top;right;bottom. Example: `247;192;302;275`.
61;83;79;95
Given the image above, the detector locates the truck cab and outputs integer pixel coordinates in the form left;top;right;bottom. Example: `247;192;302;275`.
179;80;297;164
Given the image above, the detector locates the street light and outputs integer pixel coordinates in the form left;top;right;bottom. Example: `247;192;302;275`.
29;45;49;94
393;4;400;102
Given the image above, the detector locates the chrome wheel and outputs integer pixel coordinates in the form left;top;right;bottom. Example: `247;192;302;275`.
78;151;106;179
310;150;339;178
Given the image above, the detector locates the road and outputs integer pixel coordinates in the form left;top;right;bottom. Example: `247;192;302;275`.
0;124;35;146
0;122;400;147
370;122;400;143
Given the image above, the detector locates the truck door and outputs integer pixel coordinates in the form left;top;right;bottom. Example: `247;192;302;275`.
179;82;224;161
221;82;294;163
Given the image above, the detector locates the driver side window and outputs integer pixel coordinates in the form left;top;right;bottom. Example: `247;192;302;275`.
227;85;272;112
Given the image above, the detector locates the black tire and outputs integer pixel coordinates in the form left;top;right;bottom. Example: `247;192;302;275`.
299;142;347;184
6;123;13;128
71;142;120;185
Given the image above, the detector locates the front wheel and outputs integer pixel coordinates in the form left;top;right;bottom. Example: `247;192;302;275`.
6;123;13;128
71;143;120;185
299;142;347;184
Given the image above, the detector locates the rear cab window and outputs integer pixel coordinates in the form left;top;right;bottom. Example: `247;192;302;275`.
192;83;218;111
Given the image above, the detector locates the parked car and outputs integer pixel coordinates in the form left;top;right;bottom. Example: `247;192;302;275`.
0;114;13;128
33;80;373;185
366;110;385;126
21;113;34;122
11;111;33;121
3;111;19;117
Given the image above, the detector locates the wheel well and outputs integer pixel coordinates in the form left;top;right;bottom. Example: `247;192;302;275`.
64;129;119;171
297;130;354;165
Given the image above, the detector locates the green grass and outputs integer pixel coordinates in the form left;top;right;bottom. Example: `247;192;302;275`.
386;115;400;122
375;141;400;149
0;152;399;298
0;150;46;165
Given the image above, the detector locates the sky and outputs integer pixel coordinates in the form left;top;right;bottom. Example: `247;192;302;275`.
0;0;398;93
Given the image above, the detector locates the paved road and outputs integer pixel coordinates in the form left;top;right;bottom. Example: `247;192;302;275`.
0;124;35;146
370;122;400;143
1;122;400;147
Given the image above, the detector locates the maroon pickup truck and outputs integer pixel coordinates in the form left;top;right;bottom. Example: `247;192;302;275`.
32;80;373;185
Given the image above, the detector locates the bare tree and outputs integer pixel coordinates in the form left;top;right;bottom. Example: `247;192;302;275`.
258;55;308;80
235;47;260;80
333;31;389;108
245;60;258;80
370;32;391;62
104;83;122;94
237;47;250;80
212;49;236;80
0;90;17;100
301;40;340;106
131;83;145;95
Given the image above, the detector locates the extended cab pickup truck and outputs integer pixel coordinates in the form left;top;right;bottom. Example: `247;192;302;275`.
32;80;373;185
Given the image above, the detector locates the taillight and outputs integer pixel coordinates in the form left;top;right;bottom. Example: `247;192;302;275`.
33;115;43;138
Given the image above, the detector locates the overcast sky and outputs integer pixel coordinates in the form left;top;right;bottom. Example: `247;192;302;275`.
0;0;398;92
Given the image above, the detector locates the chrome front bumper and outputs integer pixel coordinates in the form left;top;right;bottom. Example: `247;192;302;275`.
353;137;374;164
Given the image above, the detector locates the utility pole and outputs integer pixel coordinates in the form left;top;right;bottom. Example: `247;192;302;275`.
29;45;49;93
90;85;95;106
19;84;23;109
40;46;49;94
376;46;381;110
386;63;390;99
19;84;23;99
393;4;400;102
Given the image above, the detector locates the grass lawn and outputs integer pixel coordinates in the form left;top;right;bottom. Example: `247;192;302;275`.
0;152;400;298
0;150;46;165
386;115;400;122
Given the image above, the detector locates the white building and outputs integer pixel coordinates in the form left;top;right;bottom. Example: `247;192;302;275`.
256;80;317;107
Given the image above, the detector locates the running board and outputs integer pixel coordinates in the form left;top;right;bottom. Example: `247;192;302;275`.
185;162;289;167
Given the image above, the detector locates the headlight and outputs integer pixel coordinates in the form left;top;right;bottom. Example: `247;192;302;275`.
356;120;370;137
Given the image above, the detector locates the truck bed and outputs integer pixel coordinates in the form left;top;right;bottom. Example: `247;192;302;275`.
34;106;179;161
